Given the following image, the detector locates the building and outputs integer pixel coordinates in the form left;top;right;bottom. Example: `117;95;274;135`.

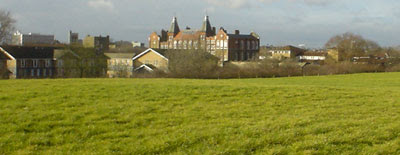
11;31;55;46
105;53;135;78
68;31;80;45
0;46;58;79
327;48;340;62
132;41;145;48
132;48;169;73
269;45;306;60
297;51;327;65
83;35;110;52
53;49;81;78
148;16;260;62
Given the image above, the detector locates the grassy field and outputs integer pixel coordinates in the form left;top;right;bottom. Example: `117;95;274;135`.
1;73;400;154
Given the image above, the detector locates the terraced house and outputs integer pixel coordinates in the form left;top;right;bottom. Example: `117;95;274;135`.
0;46;57;79
149;16;260;62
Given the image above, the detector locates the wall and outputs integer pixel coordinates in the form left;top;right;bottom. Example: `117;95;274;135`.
6;60;17;79
134;51;168;71
83;36;95;48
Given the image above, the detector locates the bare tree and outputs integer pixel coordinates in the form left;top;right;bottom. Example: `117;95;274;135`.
0;10;16;44
325;32;381;61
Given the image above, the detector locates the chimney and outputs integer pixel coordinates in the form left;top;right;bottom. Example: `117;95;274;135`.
235;30;240;35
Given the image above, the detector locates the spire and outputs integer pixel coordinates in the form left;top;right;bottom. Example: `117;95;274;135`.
201;15;213;35
169;16;180;35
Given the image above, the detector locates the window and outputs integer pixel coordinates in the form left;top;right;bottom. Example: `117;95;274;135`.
174;41;177;49
45;60;51;67
33;59;38;68
37;69;40;77
224;40;228;49
21;60;26;68
247;41;251;50
31;69;34;77
58;60;63;67
43;69;47;77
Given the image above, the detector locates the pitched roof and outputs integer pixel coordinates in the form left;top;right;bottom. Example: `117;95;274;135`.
169;17;180;34
0;47;16;60
134;64;156;72
0;45;55;59
54;49;80;59
200;16;212;34
174;30;202;40
105;53;136;59
132;48;169;61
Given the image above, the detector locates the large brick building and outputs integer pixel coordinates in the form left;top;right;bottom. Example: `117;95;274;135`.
149;16;260;62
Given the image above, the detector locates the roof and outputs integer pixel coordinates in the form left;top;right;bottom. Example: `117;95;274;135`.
0;45;55;59
270;45;304;51
174;31;202;40
301;52;327;56
169;17;180;34
105;53;136;59
54;49;80;59
134;64;156;72
132;48;169;61
0;47;16;60
227;34;258;39
200;16;212;34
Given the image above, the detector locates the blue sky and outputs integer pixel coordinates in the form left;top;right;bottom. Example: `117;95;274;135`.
2;0;400;48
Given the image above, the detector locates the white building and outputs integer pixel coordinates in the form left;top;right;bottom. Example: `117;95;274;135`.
132;41;144;48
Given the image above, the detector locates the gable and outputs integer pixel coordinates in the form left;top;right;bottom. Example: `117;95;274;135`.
132;49;168;61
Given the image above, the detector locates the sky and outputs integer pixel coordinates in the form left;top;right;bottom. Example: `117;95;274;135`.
1;0;400;48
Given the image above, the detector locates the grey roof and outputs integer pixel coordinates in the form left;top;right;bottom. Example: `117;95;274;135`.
200;16;212;33
169;17;180;34
0;45;55;59
105;53;136;59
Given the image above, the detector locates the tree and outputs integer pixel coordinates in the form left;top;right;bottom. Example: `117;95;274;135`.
166;49;219;78
0;10;16;44
325;32;381;61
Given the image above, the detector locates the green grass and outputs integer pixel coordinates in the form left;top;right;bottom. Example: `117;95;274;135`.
1;73;400;154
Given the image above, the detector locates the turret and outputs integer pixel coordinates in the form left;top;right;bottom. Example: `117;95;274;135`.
200;16;214;36
168;16;180;37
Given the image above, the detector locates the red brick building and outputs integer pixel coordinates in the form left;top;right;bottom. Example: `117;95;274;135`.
149;16;260;62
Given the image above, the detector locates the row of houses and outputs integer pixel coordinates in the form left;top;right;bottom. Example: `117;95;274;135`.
0;45;168;79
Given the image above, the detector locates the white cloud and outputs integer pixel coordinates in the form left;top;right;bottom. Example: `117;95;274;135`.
87;0;115;11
